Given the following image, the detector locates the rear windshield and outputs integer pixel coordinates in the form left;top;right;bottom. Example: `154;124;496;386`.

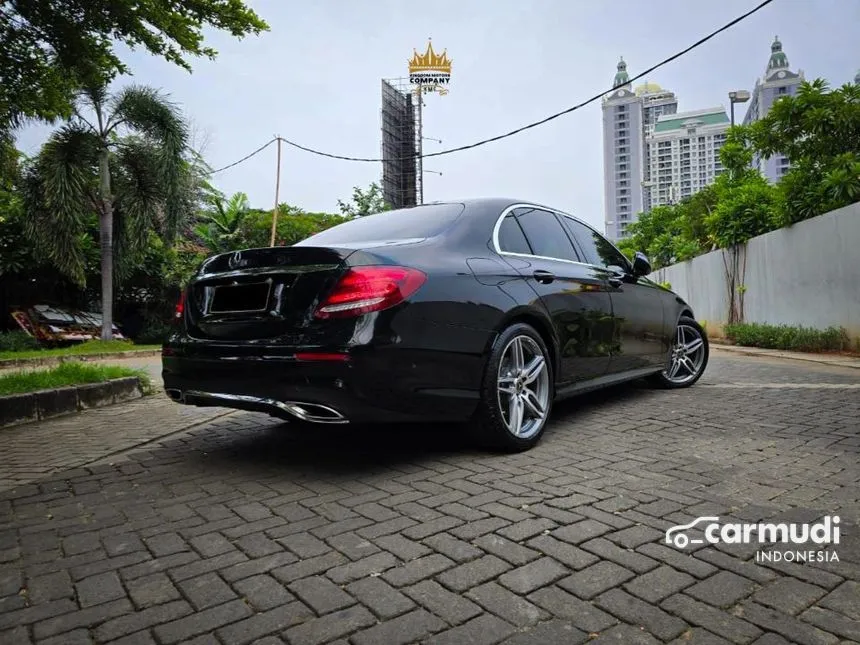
297;203;465;246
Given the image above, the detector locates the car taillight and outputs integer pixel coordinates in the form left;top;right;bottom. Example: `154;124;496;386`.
314;266;426;319
173;290;186;323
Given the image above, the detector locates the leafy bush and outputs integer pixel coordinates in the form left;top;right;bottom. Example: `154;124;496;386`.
135;319;172;345
0;362;151;396
0;330;40;352
724;323;850;352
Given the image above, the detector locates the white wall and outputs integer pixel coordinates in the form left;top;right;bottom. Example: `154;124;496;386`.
651;201;860;340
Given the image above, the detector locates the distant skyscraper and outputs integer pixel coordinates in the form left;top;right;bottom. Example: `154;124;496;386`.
646;108;729;208
742;37;804;182
602;58;678;241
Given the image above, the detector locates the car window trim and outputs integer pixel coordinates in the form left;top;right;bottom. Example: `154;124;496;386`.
509;206;583;265
558;213;633;273
492;203;627;272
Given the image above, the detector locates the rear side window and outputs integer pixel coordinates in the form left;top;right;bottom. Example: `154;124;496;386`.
297;203;465;246
513;208;580;263
561;217;629;269
497;214;532;254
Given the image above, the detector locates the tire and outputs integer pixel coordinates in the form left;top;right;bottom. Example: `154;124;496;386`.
472;323;554;452
648;315;709;389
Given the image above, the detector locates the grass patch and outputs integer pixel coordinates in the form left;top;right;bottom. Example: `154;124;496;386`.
0;339;160;361
724;322;851;352
0;362;152;396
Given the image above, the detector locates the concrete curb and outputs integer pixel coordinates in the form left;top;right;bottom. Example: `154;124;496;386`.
0;349;161;370
711;342;860;370
0;376;144;429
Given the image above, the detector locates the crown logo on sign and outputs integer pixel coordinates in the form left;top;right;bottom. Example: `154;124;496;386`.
408;40;452;74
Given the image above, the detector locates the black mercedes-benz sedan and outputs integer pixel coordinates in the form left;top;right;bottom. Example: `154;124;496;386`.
162;198;708;451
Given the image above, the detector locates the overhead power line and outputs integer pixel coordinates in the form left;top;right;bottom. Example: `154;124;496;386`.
209;0;775;172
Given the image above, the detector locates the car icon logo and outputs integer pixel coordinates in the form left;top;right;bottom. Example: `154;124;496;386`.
665;516;720;549
228;251;243;269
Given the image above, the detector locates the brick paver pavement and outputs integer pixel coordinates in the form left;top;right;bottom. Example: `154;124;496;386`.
0;351;858;644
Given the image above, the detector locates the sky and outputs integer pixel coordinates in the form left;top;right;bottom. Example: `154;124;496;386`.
15;0;860;232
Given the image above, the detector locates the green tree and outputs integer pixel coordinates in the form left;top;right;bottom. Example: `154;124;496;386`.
745;80;860;224
21;84;194;340
337;182;391;217
238;206;348;249
1;0;268;127
194;191;252;253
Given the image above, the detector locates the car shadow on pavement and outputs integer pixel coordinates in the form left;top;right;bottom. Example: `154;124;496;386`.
171;380;656;477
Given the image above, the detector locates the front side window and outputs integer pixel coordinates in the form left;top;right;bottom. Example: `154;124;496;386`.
512;208;580;263
561;217;629;270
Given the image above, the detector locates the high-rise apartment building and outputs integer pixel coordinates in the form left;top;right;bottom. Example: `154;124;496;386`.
602;58;678;241
647;108;729;208
742;37;804;182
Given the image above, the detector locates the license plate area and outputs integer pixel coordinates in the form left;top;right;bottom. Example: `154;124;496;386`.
209;280;272;313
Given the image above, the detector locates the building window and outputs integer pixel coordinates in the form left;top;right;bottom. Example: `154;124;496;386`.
778;86;787;95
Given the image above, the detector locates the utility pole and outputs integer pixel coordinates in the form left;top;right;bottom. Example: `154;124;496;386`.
269;137;282;247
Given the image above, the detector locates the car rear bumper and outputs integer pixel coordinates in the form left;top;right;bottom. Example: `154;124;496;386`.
161;345;483;424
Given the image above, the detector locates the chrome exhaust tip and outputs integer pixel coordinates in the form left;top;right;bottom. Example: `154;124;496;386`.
165;388;184;402
284;402;346;423
181;390;348;424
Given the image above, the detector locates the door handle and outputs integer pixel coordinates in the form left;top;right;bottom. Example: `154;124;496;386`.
533;270;555;284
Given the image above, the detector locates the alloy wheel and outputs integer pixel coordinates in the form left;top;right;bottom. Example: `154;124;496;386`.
497;335;550;439
663;323;706;385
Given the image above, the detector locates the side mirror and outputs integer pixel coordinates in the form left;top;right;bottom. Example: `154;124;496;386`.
632;251;651;277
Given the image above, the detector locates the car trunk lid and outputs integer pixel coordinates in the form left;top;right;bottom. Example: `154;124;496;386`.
185;246;352;341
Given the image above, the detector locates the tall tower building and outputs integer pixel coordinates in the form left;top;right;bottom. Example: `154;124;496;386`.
602;58;677;241
742;37;804;182
647;108;729;208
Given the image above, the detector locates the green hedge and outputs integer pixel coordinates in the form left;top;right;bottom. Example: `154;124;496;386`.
724;323;850;352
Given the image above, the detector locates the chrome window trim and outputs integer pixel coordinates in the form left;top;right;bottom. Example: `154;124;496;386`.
491;203;632;273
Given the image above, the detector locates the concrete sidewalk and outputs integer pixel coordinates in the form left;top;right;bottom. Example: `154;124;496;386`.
711;342;860;370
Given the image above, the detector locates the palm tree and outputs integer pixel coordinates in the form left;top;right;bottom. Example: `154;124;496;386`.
195;192;252;253
21;84;191;340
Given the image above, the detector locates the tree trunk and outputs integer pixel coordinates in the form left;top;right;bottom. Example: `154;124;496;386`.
98;149;114;341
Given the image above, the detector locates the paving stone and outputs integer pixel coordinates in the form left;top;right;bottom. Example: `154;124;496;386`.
288;576;355;614
32;598;133;639
660;594;762;644
144;532;188;557
188;533;234;558
686;571;759;608
497;556;569;595
437;555;512;593
551;519;614;545
350;607;446;645
819;581;860;621
424;614;516;645
153;598;253;643
497;519;557;542
374;533;431;561
74;570;125;608
27;571;73;603
324;532;379;561
499;618;587;645
528;586;618;633
636;543;719;579
346;576;415;619
216;602;314;645
799;606;860;642
558;561;635;600
283;605;376;645
323;551;396;585
595;588;688;641
739;601;840;645
581;537;659;574
625;565;696;603
586;624;660;644
466;581;547;627
126;572;180;609
177;572;236;610
606;525;664;549
382;553;455;587
423;533;484;563
232;574;294;612
473;534;540;566
667;627;733;644
450;518;511;541
404;579;483;625
752;577;827;615
525;535;598;570
92;600;192;641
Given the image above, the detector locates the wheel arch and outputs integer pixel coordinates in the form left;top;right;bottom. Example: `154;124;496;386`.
488;307;559;379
